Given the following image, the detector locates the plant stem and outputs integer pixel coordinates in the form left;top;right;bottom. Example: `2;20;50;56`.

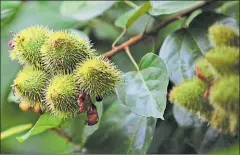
143;15;151;34
104;0;215;58
125;46;139;71
124;0;138;8
1;123;32;140
112;28;127;48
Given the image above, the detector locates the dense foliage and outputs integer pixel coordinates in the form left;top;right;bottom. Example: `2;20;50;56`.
1;1;239;154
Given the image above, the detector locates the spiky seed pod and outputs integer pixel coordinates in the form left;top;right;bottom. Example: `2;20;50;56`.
208;24;239;47
74;56;122;98
41;30;94;74
45;74;79;118
169;78;213;116
229;114;239;134
13;66;48;106
210;108;238;134
205;46;239;75
195;58;216;82
209;75;239;114
10;26;49;68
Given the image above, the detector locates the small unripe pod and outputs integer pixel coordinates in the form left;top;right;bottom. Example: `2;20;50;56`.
169;78;213;116
209;75;239;114
205;46;239;75
45;74;79;118
33;103;41;113
13;66;49;105
19;102;31;112
10;26;49;68
208;24;239;47
74;56;122;97
41;31;94;74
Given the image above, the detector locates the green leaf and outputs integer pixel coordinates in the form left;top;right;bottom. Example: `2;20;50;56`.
159;28;207;85
69;101;103;145
160;12;238;85
16;113;64;142
1;123;32;140
60;1;116;21
149;1;203;16
1;1;21;10
91;19;120;41
116;53;169;119
115;2;152;28
85;101;157;154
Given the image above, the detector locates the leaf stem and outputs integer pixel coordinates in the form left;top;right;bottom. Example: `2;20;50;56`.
112;28;127;48
124;0;138;8
143;15;151;34
125;46;139;71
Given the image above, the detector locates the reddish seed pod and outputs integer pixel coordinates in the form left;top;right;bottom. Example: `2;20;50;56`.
77;92;86;113
195;66;207;81
85;104;99;126
8;39;15;50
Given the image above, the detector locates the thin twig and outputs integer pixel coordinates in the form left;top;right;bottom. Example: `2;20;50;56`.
104;0;214;58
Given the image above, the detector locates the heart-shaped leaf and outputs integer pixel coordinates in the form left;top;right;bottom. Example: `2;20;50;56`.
85;100;157;154
116;53;169;119
16;113;64;142
159;12;239;85
60;1;116;21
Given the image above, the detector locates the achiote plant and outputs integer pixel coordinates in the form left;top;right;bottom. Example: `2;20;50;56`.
9;26;122;125
169;24;239;134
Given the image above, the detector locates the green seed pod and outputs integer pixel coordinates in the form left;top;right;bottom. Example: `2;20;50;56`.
13;66;48;105
74;56;122;98
209;75;239;114
169;78;213;115
45;74;79;118
10;25;49;68
208;24;239;47
41;30;94;74
205;46;239;75
210;108;238;134
195;58;216;82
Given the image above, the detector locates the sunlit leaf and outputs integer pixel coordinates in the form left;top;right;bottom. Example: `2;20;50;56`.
115;2;151;28
16;113;64;142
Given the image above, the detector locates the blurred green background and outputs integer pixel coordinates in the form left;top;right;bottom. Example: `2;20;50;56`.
1;1;239;154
